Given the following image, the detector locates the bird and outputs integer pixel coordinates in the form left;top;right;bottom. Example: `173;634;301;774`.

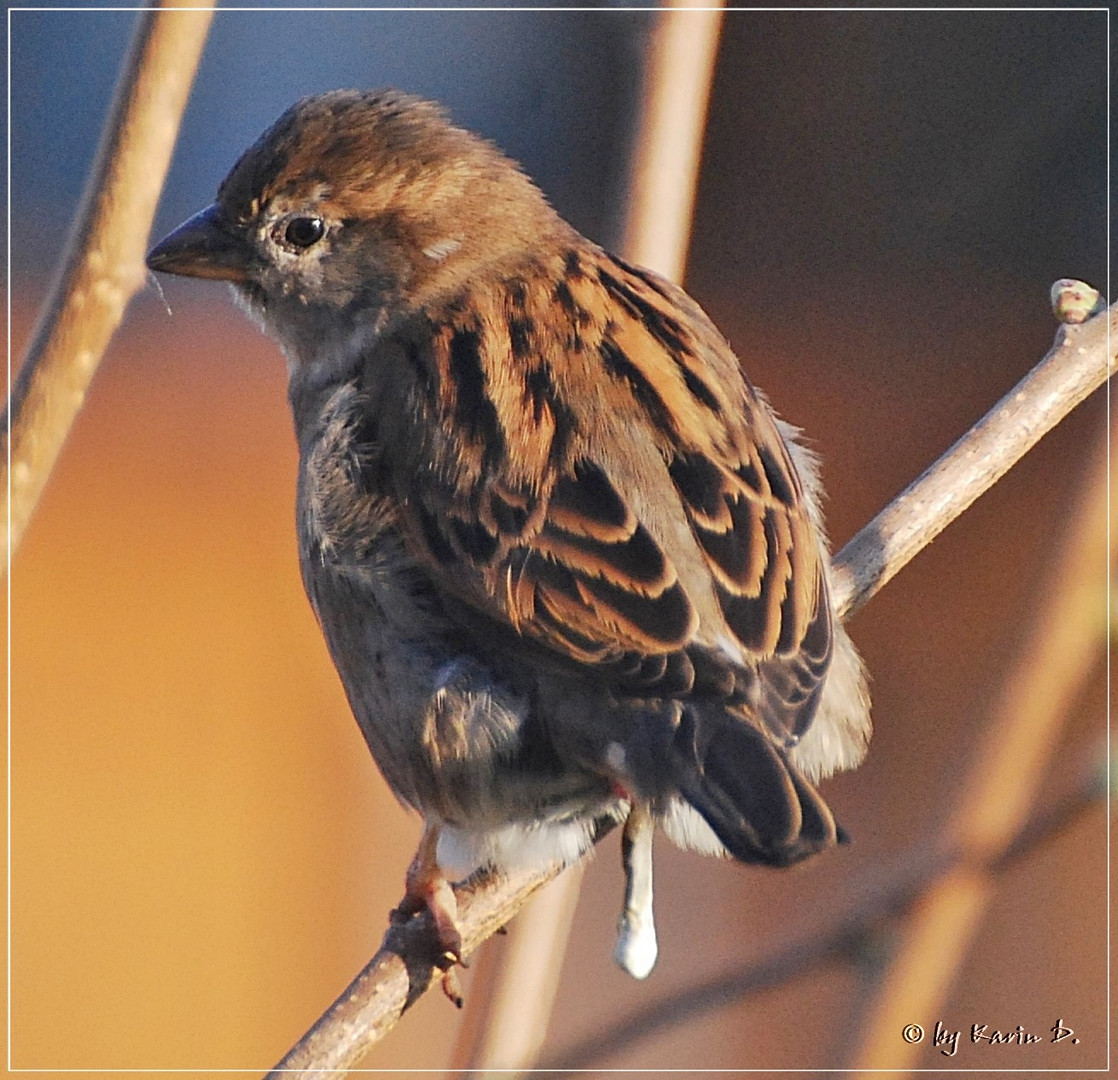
146;88;871;989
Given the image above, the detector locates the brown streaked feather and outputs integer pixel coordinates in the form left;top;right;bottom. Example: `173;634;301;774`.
547;460;634;541
533;521;673;594
369;243;832;742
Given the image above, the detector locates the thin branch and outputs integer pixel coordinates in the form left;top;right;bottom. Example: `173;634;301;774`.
3;0;215;566
265;294;1113;1077
536;755;1107;1075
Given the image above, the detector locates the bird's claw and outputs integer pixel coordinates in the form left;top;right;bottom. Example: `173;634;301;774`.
440;966;464;1008
399;824;468;1004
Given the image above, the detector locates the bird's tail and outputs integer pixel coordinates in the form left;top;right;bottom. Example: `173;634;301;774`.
671;705;845;867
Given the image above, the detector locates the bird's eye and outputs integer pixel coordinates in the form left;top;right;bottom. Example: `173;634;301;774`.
283;216;326;249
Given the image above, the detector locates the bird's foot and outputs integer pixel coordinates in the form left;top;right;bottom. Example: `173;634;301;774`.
392;867;463;966
391;824;466;1006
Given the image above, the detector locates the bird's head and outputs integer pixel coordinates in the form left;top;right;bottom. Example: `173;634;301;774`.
146;89;563;364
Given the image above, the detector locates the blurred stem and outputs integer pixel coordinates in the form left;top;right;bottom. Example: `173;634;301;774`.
839;414;1112;1074
620;0;725;284
446;867;586;1078
3;0;214;568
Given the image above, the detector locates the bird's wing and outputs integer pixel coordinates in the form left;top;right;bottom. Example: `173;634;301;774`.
369;248;832;746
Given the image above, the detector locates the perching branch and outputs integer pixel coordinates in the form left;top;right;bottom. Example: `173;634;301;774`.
265;292;1114;1077
264;847;612;1078
3;0;214;567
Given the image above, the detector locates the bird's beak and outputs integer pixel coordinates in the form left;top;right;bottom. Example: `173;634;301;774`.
146;203;254;282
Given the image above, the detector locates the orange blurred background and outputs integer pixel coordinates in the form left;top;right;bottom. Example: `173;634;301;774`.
7;9;1109;1076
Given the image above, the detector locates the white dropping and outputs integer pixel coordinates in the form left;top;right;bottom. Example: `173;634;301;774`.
613;802;658;979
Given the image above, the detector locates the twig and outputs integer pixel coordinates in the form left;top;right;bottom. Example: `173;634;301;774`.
265;295;1113;1076
535;757;1107;1075
3;0;215;566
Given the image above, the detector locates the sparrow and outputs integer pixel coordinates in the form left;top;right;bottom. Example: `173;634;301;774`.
146;88;871;986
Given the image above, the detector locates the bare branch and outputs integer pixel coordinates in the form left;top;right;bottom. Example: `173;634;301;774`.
3;1;214;566
265;295;1113;1076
